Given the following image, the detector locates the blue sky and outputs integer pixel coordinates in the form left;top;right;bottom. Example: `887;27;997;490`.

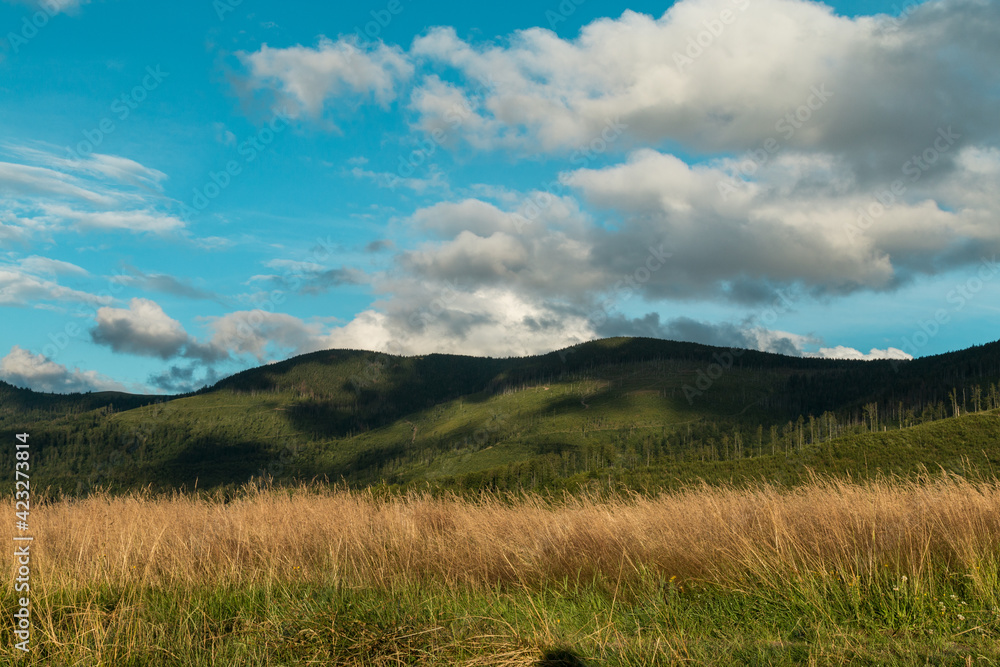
1;0;998;394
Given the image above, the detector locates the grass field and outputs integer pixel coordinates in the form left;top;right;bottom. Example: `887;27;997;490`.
4;475;1000;665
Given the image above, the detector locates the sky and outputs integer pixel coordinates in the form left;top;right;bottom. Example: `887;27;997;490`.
0;0;998;394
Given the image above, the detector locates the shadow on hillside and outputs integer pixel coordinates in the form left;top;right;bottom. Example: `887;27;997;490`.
337;442;408;484
144;437;276;490
536;648;590;666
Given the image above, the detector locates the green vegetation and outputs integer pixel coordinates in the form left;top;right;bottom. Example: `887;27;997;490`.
3;577;998;665
2;336;999;495
4;478;999;665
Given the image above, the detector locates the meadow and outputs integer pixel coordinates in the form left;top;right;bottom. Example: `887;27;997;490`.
3;475;999;665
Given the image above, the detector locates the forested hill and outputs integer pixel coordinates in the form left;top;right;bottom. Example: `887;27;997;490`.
0;379;159;425
2;336;999;495
201;336;1000;424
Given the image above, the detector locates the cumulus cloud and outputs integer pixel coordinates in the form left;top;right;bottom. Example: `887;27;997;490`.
561;146;1000;301
90;298;228;362
90;298;193;359
0;346;124;393
88;298;353;367
320;288;595;358
89;298;337;365
230;0;998;315
202;310;327;361
408;0;999;167
7;0;991;387
240;36;414;119
402;196;607;302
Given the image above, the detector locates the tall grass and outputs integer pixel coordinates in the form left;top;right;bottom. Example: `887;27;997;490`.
4;474;1000;664
9;474;999;593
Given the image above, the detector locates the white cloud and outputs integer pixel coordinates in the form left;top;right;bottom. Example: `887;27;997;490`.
17;255;88;277
809;345;913;361
321;289;595;358
0;146;185;239
241;36;414;119
77;153;167;189
203;310;326;361
91;298;192;359
42;204;185;235
561;146;1000;300
0;265;110;307
0;345;124;394
0;160;115;205
6;147;167;189
408;0;999;163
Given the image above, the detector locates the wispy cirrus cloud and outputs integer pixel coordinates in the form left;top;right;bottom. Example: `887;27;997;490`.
0;258;110;308
0;145;186;240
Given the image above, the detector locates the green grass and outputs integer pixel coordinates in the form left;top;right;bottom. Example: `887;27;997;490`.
3;574;998;665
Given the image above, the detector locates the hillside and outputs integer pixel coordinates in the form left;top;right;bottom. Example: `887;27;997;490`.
2;336;1000;495
0;379;159;424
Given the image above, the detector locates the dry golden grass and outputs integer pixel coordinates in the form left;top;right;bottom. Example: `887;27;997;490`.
9;474;1000;598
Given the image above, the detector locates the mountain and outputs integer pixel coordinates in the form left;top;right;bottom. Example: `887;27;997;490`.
0;379;160;424
2;336;999;495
